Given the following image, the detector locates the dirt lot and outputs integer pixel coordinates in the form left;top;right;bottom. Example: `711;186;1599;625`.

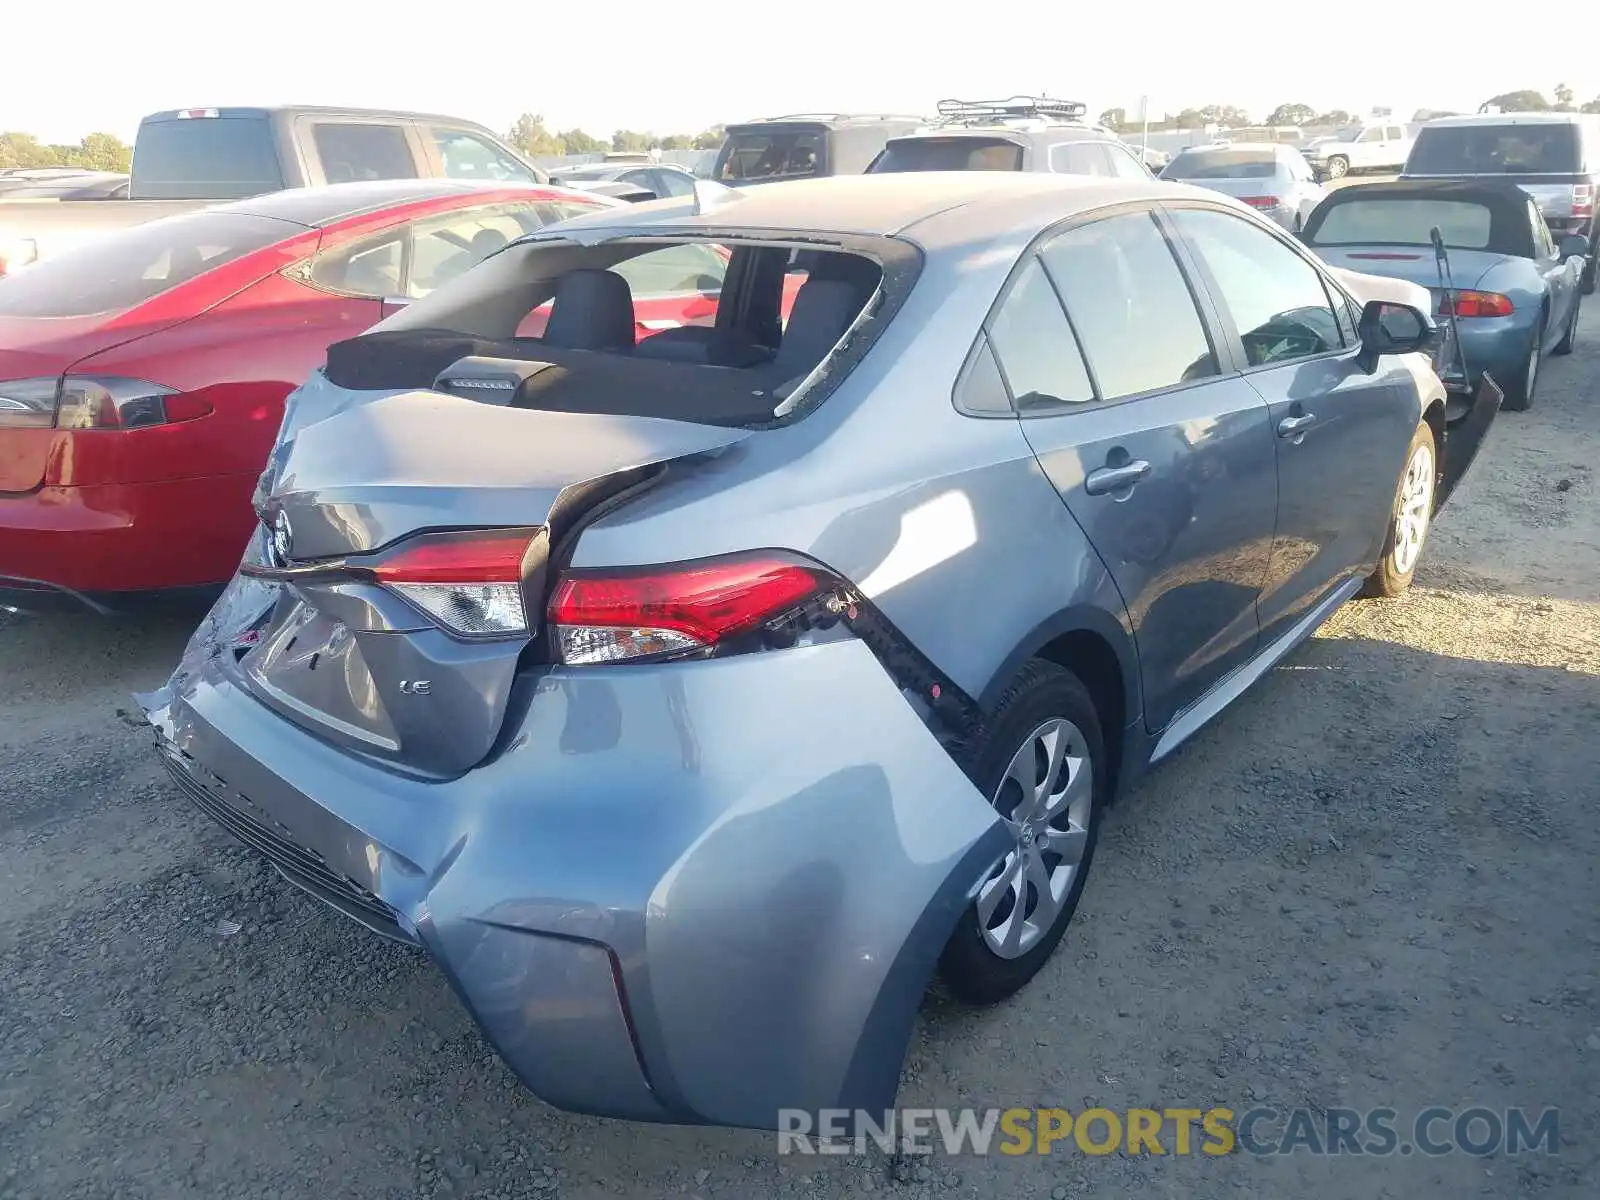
2;309;1597;1200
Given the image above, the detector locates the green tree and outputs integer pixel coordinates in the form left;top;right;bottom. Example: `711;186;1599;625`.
74;132;132;171
506;113;565;158
1583;95;1600;114
692;126;725;150
1314;109;1355;126
557;128;606;154
0;132;56;169
1098;107;1128;131
610;129;654;153
1481;89;1549;112
658;133;694;150
1266;102;1315;126
1553;82;1575;111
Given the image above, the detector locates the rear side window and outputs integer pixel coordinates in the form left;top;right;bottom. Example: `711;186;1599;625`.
1040;212;1218;398
870;137;1023;173
130;117;283;200
609;242;727;297
0;212;290;317
1050;142;1111;176
308;204;552;300
1406;123;1582;175
985;258;1094;407
715;131;824;181
312;123;417;184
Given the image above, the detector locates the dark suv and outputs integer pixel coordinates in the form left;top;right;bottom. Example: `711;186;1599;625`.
866;96;1152;180
712;114;924;185
1401;112;1598;293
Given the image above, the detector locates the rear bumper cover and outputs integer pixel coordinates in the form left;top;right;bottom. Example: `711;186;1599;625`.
142;582;1007;1129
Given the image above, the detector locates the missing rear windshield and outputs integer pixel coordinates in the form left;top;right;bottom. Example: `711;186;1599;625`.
1406;124;1582;175
322;234;920;428
868;137;1024;173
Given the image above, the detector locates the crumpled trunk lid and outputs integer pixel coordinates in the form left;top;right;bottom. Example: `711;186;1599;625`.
226;386;750;777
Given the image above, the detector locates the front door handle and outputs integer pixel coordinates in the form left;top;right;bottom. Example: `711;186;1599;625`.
1277;412;1316;438
1084;460;1152;495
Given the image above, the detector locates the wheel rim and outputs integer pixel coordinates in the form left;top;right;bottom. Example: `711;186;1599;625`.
1392;442;1434;576
1328;158;1347;178
978;718;1093;960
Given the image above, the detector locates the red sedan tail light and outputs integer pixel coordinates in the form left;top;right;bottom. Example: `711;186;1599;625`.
0;376;209;430
1238;195;1283;210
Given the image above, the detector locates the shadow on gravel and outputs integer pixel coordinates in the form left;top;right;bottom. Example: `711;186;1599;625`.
1;628;1596;1200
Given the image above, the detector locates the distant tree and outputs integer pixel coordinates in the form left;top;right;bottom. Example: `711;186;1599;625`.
0;131;57;169
1481;89;1549;112
1313;109;1355;126
1584;96;1600;114
73;132;132;172
692;125;725;150
610;129;654;153
658;133;695;150
1553;82;1575;110
1266;102;1315;126
1098;107;1128;131
507;113;565;157
557;128;606;154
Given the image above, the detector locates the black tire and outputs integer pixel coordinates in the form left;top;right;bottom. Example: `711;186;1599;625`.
1553;293;1580;356
1500;321;1543;412
938;660;1106;1006
1581;241;1596;295
1363;421;1437;598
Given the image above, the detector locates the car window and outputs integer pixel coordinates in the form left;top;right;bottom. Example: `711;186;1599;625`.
1308;198;1493;250
1529;200;1557;258
1386;126;1404;141
1039;211;1218;398
1162;149;1276;180
716;131;824;181
309;233;403;297
432;128;539;183
610;242;728;297
985;257;1094;407
1406;123;1583;174
654;169;696;197
1357;128;1382;144
955;336;1014;415
1104;145;1150;179
1050;142;1110;176
1170;207;1343;365
869;136;1023;173
407;207;546;298
311;123;417;184
130;116;283;200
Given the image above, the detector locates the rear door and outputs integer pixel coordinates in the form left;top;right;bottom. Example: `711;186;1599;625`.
1164;203;1417;642
1004;206;1277;734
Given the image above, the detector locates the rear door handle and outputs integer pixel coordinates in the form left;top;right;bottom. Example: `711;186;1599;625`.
1277;413;1316;438
1084;460;1152;495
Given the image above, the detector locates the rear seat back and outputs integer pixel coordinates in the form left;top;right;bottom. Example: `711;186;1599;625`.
542;268;636;352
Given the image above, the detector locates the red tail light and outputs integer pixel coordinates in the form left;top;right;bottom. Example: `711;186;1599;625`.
548;552;831;665
1574;183;1594;221
1238;196;1282;210
1438;291;1514;319
370;527;539;638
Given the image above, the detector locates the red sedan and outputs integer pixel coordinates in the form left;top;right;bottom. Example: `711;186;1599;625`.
0;179;750;612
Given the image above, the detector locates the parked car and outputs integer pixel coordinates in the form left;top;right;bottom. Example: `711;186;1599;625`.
1400;112;1599;294
1159;143;1326;231
1300;179;1586;410
0;106;549;269
866;96;1152;178
550;161;698;199
712;113;924;184
1301;120;1413;181
141;171;1496;1133
0;180;634;613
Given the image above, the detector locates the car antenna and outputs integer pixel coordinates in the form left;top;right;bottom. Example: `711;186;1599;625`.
691;178;747;215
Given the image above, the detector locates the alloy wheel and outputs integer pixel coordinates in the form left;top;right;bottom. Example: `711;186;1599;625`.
1392;441;1435;576
977;718;1094;960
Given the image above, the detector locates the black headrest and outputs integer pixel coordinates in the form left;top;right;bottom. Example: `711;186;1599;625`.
772;278;864;379
543;269;636;352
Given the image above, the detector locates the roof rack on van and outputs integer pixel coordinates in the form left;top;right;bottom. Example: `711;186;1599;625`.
935;96;1089;126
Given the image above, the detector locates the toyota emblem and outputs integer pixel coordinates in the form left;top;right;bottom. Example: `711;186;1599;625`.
271;510;294;566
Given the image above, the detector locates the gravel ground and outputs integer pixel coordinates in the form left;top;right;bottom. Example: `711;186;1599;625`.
2;308;1597;1200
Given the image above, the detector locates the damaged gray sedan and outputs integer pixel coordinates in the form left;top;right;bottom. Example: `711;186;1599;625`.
142;173;1498;1130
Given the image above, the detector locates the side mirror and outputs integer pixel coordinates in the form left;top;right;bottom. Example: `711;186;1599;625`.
1558;233;1589;261
1356;299;1438;372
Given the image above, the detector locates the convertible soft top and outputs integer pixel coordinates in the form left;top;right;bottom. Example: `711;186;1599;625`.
1304;179;1539;259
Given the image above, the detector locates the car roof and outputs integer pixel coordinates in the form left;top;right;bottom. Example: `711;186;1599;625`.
727;114;924;131
1423;112;1594;128
531;171;1187;248
214;179;561;228
139;105;498;129
1174;141;1286;154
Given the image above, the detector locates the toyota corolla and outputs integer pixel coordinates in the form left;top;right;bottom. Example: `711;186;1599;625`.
142;173;1499;1130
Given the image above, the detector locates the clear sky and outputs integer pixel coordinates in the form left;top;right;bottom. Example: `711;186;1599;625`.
8;1;1596;143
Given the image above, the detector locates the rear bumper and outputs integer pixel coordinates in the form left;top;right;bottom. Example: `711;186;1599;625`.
142;585;1006;1129
0;475;258;595
0;574;222;616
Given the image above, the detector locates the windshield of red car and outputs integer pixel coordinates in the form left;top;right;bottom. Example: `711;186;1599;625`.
0;212;293;318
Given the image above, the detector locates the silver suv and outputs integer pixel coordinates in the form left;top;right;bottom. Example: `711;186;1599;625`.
866;96;1152;179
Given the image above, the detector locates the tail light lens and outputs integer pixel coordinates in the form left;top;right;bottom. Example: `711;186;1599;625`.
1239;196;1282;210
548;552;832;665
1574;183;1593;220
0;376;206;430
370;527;538;638
1438;290;1514;319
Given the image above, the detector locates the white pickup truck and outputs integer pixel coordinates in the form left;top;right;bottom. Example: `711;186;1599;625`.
1300;121;1414;180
